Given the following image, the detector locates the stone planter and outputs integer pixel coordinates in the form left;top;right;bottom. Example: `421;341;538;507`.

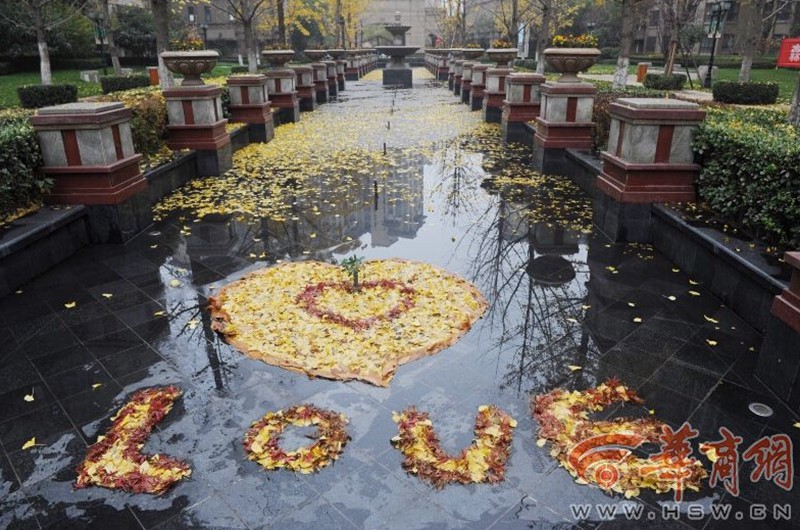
486;48;517;66
305;49;327;61
160;51;219;86
462;48;484;60
327;49;347;59
542;48;601;83
261;49;295;68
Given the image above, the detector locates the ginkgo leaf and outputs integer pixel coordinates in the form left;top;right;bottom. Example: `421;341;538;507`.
154;310;166;317
536;438;547;447
703;315;719;324
793;421;800;429
689;291;701;296
168;279;182;288
92;383;103;390
101;293;113;299
666;295;677;301
627;302;636;307
150;244;158;249
22;437;37;450
64;301;77;309
581;304;591;310
633;317;643;323
706;339;718;347
689;280;699;285
568;365;582;372
23;389;34;402
187;319;199;330
672;268;680;272
15;289;23;294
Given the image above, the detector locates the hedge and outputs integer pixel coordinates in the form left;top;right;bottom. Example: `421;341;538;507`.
230;66;249;73
17;84;78;108
712;81;779;105
693;107;800;249
99;75;151;94
591;82;665;151
0;108;49;222
643;73;686;90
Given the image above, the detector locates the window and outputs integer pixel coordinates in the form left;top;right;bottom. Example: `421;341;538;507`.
648;10;660;27
725;3;739;22
777;5;791;21
645;36;657;52
204;6;212;23
188;6;195;22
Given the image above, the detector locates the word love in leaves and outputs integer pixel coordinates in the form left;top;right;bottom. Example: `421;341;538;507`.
75;386;516;495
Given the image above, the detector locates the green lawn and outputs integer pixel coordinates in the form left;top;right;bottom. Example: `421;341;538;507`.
0;62;239;109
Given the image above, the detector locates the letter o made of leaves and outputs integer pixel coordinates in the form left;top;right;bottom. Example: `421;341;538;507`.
244;404;349;473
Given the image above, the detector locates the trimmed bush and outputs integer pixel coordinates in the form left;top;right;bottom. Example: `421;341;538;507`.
642;73;686;90
0;108;49;221
17;84;78;108
693;107;800;249
100;75;151;94
230;65;249;73
712;81;779;105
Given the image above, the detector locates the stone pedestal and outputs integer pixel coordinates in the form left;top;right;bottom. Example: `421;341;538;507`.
453;60;464;96
533;82;596;173
310;63;329;104
336;60;346;91
345;54;359;80
164;84;232;177
483;67;511;123
322;60;339;100
469;64;489;111
597;98;705;203
265;69;300;125
460;62;475;104
80;70;100;83
292;66;317;112
227;75;275;143
31;102;152;243
758;251;800;408
501;72;545;145
447;59;456;91
383;67;412;88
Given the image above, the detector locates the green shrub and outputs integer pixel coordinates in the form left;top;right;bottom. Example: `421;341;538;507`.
600;47;619;60
712;81;779;104
693;107;800;249
0;62;11;75
98;87;167;158
642;73;686;90
0;108;50;221
99;75;151;94
17;84;78;108
591;82;665;151
230;65;249;73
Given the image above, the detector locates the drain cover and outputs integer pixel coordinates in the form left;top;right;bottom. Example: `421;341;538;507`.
748;402;773;417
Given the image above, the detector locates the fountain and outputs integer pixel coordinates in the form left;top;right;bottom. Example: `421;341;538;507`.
375;11;419;88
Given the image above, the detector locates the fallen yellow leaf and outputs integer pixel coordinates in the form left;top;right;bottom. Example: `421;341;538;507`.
92;383;103;390
706;339;718;347
64;301;77;309
689;291;701;296
23;390;34;402
633;317;643;323
168;279;182;288
101;293;113;299
22;437;37;450
568;365;582;372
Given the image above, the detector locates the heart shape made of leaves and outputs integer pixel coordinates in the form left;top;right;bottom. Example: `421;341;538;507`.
209;259;488;386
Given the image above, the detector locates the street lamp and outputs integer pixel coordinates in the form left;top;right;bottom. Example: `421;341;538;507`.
200;23;208;49
704;0;733;88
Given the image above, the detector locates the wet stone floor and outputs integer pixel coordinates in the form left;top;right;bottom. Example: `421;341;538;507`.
1;70;799;530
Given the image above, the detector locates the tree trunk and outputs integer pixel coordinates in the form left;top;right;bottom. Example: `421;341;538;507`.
243;19;258;72
102;0;122;75
33;7;52;85
613;0;633;89
277;0;286;46
664;39;678;76
789;72;800;126
738;54;753;82
151;0;174;88
535;0;551;75
460;0;466;45
510;0;518;45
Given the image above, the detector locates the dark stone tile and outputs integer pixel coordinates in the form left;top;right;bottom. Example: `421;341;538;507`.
0;380;56;423
31;344;95;377
6;430;88;489
0;403;75;449
650;360;720;402
670;342;732;378
59;382;124;441
44;361;114;401
0;359;43;393
69;314;129;342
16;324;79;360
97;344;166;379
114;300;168;328
635;381;700;430
83;328;146;357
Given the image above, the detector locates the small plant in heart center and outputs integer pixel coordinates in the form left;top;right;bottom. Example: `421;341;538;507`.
341;255;365;292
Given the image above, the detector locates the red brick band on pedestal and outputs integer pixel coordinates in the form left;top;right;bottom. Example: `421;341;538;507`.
41;155;146;205
597;152;698;203
771;252;800;334
167;121;230;151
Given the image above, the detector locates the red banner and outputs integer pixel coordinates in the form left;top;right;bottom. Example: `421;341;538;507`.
777;38;800;68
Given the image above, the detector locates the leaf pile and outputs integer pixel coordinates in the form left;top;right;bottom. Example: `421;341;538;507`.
532;379;707;498
209;259;488;386
391;405;517;488
75;386;191;495
244;404;349;474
